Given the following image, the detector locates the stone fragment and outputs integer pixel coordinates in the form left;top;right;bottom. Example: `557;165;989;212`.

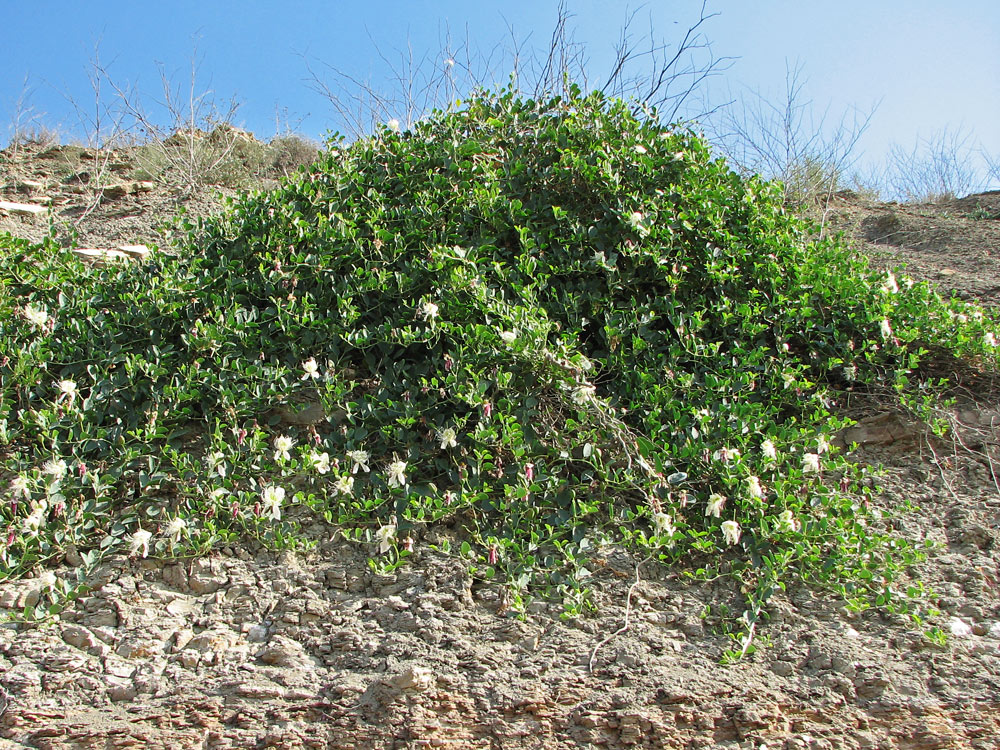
770;660;794;677
162;563;189;590
104;655;137;679
0;200;47;216
386;665;435;692
256;635;313;669
172;627;194;652
232;680;286;699
100;183;130;200
165;597;200;616
16;179;46;194
64;544;84;567
119;244;152;259
186;627;237;656
949;617;972;637
836;412;915;447
43;649;91;673
247;624;270;643
0;582;36;610
188;558;229;594
61;624;98;651
71;247;131;265
105;675;137;702
115;633;170;659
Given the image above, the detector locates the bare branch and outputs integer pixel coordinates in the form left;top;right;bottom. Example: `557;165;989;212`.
707;60;879;208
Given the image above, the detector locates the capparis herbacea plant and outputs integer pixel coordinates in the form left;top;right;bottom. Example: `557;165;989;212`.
2;86;998;657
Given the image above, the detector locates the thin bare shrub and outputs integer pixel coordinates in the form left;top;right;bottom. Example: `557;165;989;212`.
5;76;59;160
305;1;731;140
885;126;981;203
59;46;144;223
706;62;877;209
95;49;258;191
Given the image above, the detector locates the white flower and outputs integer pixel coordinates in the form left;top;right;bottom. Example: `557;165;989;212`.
165;517;187;541
500;330;517;344
23;506;46;534
628;211;645;231
571;383;596;405
23;304;49;329
653;512;675;537
273;435;295;462
261;485;285;520
418;301;439;321
375;522;397;553
843;364;857;381
10;474;30;500
42;458;68;483
209;487;230;502
746;475;764;499
37;570;58;592
782;371;796;389
335;475;354;495
802;453;821;474
816;435;830;454
387;118;400;132
882;272;899;294
347;450;370;473
705;493;726;518
301;357;320;380
129;528;152;558
634;144;647;155
207;451;227;477
777;509;798;533
387;460;408;488
712;447;741;464
880;319;893;340
57;380;78;402
721;520;741;546
311;451;331;474
984;332;998;347
761;440;777;461
438;427;458;450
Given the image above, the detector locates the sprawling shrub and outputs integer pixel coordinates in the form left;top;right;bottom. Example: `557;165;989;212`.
2;87;997;653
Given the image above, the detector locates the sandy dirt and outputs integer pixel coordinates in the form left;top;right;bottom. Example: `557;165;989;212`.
2;145;999;749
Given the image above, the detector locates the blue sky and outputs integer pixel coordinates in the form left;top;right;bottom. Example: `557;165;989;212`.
3;1;998;193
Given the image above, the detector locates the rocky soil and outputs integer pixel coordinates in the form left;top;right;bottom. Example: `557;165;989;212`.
2;145;1000;749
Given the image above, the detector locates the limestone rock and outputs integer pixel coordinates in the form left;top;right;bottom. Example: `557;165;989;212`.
256;635;314;669
186;627;237;656
71;247;131;265
0;200;47;216
386;665;435;692
119;243;152;259
188;558;229;594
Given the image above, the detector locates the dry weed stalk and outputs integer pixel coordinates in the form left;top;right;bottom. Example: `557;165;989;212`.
305;1;730;140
